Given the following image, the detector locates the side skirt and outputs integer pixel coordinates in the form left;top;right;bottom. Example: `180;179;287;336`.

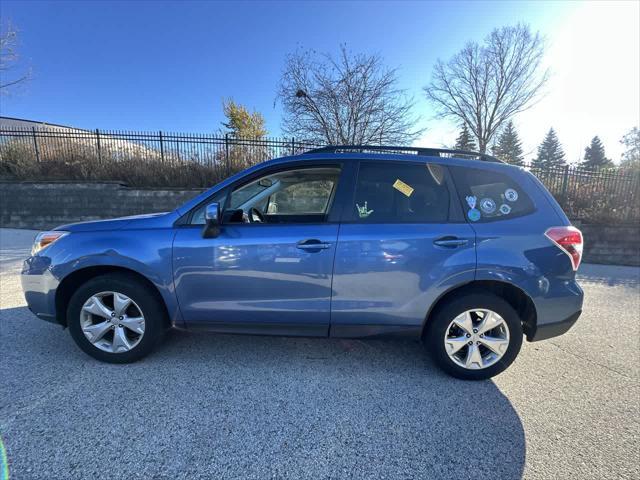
182;322;329;337
330;324;422;339
179;322;423;339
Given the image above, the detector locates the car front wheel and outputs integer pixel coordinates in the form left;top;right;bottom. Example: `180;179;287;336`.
67;273;166;363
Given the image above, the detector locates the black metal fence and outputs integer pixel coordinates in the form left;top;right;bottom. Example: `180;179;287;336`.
529;164;639;224
0;127;323;188
1;127;638;224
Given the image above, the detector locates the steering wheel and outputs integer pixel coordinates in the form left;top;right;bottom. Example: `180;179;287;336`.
249;207;265;223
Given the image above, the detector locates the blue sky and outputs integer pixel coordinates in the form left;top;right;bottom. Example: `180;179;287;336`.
1;1;638;161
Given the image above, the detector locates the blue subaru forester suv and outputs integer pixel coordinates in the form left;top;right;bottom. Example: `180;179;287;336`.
21;146;584;380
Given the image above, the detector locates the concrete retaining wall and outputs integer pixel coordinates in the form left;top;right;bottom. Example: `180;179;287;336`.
577;223;640;267
1;182;638;266
0;182;203;230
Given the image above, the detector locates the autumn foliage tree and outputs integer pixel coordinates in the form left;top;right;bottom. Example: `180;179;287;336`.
221;98;267;138
219;99;268;170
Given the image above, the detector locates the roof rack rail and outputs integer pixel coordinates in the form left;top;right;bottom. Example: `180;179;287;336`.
303;145;503;163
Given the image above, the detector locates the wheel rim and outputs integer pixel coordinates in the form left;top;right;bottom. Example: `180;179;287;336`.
443;309;510;370
80;291;145;353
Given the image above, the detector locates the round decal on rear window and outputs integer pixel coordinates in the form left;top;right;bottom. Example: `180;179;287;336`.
467;209;481;222
479;197;496;214
504;188;518;202
499;203;512;215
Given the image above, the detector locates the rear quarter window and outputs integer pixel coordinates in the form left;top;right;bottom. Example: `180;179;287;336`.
449;166;535;222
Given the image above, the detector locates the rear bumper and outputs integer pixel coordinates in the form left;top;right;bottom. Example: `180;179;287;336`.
528;310;581;341
526;274;584;342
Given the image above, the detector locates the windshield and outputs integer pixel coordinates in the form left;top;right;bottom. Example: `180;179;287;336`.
228;181;270;209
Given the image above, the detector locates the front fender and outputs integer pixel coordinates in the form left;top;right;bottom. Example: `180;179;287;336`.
23;227;181;326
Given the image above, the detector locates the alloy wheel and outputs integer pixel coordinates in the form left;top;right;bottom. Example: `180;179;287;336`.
443;308;510;370
80;291;146;353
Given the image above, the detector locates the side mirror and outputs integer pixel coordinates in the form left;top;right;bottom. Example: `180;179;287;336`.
202;202;221;238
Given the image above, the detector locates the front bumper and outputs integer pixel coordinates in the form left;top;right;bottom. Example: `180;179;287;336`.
21;256;60;324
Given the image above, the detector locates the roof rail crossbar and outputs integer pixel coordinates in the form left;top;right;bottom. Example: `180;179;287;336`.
303;145;503;163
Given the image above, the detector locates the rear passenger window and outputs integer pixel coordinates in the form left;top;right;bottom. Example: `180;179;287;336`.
450;166;534;222
353;162;450;223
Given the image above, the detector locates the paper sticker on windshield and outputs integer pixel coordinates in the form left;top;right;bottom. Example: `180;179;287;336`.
480;197;496;214
505;188;519;202
393;179;414;197
499;203;512;215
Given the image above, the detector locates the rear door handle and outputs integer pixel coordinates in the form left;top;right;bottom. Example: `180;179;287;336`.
433;237;469;248
297;239;331;251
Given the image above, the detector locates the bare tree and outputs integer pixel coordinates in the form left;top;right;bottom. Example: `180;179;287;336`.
277;45;422;145
619;127;639;171
425;24;548;153
1;21;31;93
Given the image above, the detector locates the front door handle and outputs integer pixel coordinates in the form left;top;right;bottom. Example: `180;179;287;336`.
433;237;469;248
297;239;331;251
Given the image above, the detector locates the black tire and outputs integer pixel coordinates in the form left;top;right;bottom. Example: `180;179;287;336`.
425;292;523;380
67;273;167;363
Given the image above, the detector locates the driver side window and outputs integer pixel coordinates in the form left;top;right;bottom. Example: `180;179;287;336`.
227;166;341;224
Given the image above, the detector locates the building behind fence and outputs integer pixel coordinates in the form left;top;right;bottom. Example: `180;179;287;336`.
1;126;638;224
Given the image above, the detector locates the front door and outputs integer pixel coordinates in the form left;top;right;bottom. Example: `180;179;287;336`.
173;163;348;336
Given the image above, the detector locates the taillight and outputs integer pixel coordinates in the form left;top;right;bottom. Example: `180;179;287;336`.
545;226;584;271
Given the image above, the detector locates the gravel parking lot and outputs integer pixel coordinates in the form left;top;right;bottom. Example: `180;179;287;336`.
1;228;638;479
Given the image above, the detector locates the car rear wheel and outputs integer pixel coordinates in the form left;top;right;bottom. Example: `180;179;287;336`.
67;273;166;363
425;292;523;380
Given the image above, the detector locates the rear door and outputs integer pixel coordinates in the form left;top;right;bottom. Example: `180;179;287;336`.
330;160;476;336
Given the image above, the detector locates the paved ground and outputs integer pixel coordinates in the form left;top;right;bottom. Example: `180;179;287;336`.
1;228;638;480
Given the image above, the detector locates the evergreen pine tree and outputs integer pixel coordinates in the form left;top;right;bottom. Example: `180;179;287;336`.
492;120;524;165
581;136;613;169
454;123;477;151
531;128;566;169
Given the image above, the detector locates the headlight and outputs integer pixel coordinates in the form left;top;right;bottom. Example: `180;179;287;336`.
32;231;69;255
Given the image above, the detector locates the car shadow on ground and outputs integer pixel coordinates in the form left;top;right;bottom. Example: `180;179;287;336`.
2;305;527;478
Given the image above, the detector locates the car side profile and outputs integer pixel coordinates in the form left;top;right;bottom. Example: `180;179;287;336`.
21;146;584;380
